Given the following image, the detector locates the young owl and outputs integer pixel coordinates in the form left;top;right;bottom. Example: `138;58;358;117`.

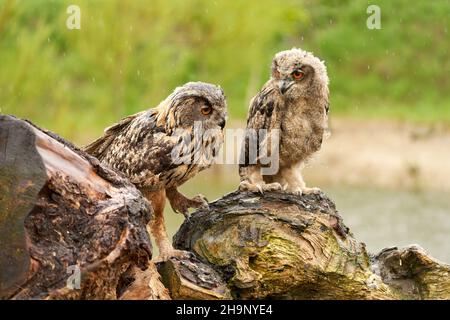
85;82;227;261
239;48;329;195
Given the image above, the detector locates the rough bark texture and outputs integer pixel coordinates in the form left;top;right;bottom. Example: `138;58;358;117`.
157;254;231;299
168;190;450;300
0;115;169;300
1;115;449;300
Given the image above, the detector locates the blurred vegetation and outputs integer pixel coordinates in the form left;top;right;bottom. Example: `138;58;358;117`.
0;0;449;143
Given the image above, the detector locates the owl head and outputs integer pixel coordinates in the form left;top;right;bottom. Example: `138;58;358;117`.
161;82;227;133
271;48;329;100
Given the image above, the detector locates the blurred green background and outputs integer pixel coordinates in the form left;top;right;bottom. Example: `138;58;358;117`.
1;0;450;261
1;0;450;143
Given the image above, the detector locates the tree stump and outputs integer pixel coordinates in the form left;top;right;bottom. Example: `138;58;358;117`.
0;115;169;300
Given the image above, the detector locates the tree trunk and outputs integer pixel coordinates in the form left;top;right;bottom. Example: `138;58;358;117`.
0;115;169;300
1;115;449;300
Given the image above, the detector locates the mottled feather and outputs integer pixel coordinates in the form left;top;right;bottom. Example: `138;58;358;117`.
85;82;227;192
239;81;283;172
85;112;144;159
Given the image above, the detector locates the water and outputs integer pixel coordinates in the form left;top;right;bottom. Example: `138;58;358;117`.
326;186;450;263
163;167;450;264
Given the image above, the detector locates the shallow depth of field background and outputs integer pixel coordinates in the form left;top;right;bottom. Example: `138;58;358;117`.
1;0;449;261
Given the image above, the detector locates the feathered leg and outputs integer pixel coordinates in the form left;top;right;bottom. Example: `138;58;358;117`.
144;189;190;261
239;165;282;193
279;162;320;195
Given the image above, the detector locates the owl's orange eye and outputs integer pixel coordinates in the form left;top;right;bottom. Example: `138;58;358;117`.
201;106;212;115
292;70;304;80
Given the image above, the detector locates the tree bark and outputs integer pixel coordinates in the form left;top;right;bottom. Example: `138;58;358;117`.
1;114;449;300
0;115;169;300
166;190;450;300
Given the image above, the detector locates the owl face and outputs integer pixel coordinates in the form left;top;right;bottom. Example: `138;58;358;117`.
169;82;227;132
271;48;329;100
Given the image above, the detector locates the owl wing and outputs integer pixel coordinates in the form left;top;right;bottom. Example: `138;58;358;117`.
239;82;283;171
84;110;180;190
84;111;145;160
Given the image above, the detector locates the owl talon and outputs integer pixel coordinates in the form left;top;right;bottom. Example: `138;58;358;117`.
191;194;209;209
256;184;264;194
167;188;208;218
302;187;321;195
182;210;191;221
264;182;282;191
239;181;263;194
239;181;282;194
284;187;320;196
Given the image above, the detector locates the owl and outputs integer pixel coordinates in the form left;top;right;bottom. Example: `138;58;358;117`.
85;82;227;261
239;48;329;195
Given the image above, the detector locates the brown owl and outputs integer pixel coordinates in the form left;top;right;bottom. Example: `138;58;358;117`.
239;48;330;195
85;82;227;260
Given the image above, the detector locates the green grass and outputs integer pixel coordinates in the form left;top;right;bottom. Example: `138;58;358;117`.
0;0;449;143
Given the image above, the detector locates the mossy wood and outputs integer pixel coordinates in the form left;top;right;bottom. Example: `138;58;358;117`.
166;191;450;300
1;115;449;300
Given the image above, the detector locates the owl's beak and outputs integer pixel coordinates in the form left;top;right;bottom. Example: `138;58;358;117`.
279;80;293;95
218;118;226;129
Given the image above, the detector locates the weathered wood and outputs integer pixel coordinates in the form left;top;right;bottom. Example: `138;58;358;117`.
2;115;449;300
157;255;231;299
0;115;165;299
0;118;47;298
119;264;171;300
170;190;450;300
373;245;450;299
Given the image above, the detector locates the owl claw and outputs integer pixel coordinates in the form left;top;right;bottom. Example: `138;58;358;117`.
166;188;209;219
191;194;209;212
302;187;321;195
192;194;209;206
264;182;283;191
284;186;321;196
239;181;263;194
256;184;264;194
239;181;282;194
182;210;191;221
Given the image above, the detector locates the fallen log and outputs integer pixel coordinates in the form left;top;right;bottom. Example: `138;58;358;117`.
2;115;449;300
162;190;450;300
0;115;169;299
